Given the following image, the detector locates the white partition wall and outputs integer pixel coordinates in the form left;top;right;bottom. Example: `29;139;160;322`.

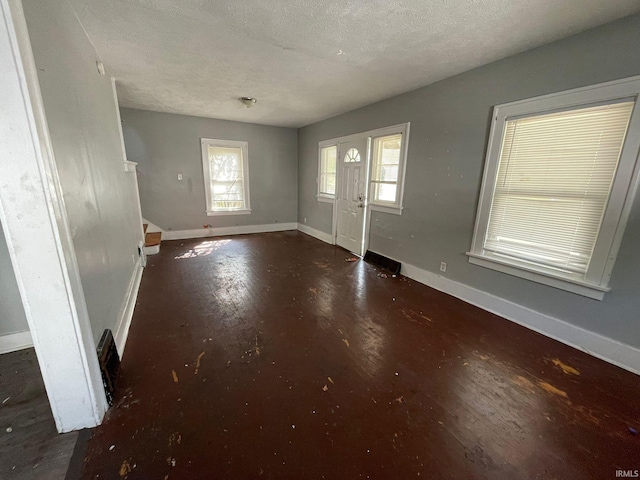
0;0;108;432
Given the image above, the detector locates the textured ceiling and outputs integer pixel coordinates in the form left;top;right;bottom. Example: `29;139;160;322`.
69;0;640;127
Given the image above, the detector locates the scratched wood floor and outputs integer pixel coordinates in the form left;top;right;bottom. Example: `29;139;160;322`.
78;231;640;479
0;348;78;480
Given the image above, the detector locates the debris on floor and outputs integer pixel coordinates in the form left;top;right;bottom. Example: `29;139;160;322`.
322;385;329;392
345;257;358;262
194;352;205;375
342;338;350;347
168;432;182;445
550;358;581;376
629;427;638;435
171;370;179;383
119;459;132;477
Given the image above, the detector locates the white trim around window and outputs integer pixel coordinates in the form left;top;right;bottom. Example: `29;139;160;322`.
369;123;410;213
317;140;337;202
467;75;640;300
201;138;251;216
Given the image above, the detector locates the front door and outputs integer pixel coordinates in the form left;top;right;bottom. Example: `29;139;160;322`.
336;136;368;255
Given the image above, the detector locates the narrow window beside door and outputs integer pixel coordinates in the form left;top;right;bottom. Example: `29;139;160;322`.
370;133;403;205
318;145;337;198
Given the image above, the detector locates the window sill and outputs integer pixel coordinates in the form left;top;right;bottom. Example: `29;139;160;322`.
317;195;336;203
206;209;252;216
370;204;403;215
466;252;609;300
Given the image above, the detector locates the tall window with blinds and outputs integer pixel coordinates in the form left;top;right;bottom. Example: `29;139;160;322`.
468;77;640;299
201;139;251;215
486;101;633;273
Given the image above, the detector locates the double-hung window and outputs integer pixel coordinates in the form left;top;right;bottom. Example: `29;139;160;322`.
468;76;640;299
369;124;410;213
318;142;337;199
201;138;251;216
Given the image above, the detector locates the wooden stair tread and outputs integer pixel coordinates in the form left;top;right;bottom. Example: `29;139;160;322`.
145;231;162;247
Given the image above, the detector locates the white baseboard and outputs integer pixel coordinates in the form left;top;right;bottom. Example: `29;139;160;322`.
297;223;333;244
401;262;640;376
114;259;144;359
0;330;33;354
143;244;160;256
163;222;298;241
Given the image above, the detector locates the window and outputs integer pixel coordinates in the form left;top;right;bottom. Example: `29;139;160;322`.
318;144;337;198
468;76;640;299
369;124;409;213
371;133;403;204
344;148;360;163
201;138;251;215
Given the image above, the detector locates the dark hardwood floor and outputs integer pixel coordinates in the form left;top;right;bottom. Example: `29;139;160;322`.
0;348;78;480
78;231;639;479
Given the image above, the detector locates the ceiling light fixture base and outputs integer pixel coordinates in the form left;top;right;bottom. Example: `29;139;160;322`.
239;97;257;108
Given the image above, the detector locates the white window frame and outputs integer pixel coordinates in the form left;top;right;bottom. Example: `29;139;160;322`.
316;122;410;214
369;123;410;214
467;76;640;300
201;138;251;216
317;140;337;203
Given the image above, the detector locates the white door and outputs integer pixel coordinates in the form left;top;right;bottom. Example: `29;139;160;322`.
336;136;368;255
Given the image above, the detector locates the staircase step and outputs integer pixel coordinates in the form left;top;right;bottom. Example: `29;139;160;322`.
145;231;161;247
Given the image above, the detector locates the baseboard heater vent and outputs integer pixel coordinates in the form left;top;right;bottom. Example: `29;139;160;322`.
364;250;401;275
97;329;120;406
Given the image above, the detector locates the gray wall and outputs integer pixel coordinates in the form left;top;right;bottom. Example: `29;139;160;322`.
23;0;144;343
121;108;298;231
0;220;28;337
298;13;640;349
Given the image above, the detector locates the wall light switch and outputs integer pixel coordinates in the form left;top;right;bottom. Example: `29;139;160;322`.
177;173;183;181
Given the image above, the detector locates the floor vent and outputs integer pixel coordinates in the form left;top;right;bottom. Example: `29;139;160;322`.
97;329;120;406
364;250;401;275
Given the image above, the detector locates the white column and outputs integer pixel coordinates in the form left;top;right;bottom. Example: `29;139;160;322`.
0;0;108;432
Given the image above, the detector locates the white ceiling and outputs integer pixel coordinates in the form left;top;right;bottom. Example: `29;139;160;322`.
69;0;640;128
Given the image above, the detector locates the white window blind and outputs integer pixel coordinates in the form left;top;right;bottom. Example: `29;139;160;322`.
319;145;337;196
484;101;634;275
371;133;403;204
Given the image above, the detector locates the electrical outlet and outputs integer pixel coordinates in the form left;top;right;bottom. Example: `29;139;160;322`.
440;262;447;272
